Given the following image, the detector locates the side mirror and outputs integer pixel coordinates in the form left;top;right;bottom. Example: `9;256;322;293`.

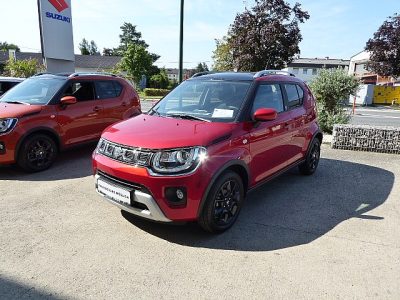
253;108;277;122
60;96;77;105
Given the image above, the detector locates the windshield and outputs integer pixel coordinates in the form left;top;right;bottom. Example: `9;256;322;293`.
0;77;66;105
149;80;251;122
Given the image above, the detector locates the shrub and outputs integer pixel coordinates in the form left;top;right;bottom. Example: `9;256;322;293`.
144;88;170;97
5;58;44;78
310;68;359;133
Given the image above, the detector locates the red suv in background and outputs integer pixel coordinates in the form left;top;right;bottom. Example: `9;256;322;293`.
0;73;141;172
93;70;322;232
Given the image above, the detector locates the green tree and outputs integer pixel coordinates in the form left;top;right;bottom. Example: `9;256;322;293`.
0;41;20;52
310;69;359;133
117;44;153;86
212;36;234;71
118;22;148;53
89;40;99;55
79;38;90;55
5;58;43;78
365;13;400;77
228;0;309;71
195;62;209;73
79;38;99;55
149;68;169;89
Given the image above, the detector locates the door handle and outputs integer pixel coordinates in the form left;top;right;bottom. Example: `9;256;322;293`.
93;106;101;112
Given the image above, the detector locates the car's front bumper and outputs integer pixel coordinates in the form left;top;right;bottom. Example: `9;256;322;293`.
93;153;213;222
95;173;172;222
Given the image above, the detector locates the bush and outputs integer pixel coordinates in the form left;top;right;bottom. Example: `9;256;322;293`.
144;88;170;97
310;68;359;133
5;58;44;78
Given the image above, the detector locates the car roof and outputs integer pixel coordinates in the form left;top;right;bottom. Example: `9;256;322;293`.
189;71;305;84
0;76;25;82
30;72;121;80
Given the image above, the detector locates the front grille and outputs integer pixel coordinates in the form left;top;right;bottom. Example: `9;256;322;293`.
96;138;153;166
97;170;143;191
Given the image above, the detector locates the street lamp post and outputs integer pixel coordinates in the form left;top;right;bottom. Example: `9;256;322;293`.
179;0;184;83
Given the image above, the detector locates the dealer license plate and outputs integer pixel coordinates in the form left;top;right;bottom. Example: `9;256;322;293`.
97;178;132;205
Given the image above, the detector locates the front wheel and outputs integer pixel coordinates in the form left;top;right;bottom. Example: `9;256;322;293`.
17;134;57;172
299;138;321;175
198;171;245;233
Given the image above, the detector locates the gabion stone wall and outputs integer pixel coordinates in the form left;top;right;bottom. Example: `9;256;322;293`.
332;124;400;154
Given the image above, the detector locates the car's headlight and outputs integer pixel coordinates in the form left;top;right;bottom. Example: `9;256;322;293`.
151;147;207;175
0;118;18;134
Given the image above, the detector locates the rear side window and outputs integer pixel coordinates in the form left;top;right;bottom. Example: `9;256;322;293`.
95;81;123;99
284;84;303;108
113;81;123;97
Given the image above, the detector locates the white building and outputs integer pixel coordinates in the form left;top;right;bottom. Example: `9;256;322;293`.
348;51;371;77
282;57;350;82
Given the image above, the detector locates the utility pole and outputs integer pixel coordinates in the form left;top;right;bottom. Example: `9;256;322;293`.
179;0;184;83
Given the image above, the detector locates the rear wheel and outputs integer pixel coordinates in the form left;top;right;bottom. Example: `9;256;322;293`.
199;171;244;233
17;134;57;172
299;138;320;175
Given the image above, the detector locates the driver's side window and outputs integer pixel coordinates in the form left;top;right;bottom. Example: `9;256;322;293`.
63;81;95;102
252;84;284;114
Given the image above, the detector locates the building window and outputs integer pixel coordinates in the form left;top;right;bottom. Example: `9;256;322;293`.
312;69;318;75
292;68;299;75
303;68;308;75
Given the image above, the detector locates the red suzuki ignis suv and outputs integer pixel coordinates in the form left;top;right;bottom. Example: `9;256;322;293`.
0;73;141;172
93;70;322;232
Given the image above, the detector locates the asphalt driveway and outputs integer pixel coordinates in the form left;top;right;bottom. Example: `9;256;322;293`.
0;145;399;299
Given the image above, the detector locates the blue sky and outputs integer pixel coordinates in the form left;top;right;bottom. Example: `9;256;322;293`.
1;0;400;68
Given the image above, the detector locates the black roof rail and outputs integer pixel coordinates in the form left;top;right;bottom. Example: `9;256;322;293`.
33;72;53;77
253;70;296;78
68;72;117;78
191;71;215;78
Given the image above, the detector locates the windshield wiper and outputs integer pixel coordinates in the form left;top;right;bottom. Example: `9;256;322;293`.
167;113;210;122
3;101;30;105
148;107;161;116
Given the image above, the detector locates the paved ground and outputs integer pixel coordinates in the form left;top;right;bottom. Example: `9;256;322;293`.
350;106;400;127
1;145;399;299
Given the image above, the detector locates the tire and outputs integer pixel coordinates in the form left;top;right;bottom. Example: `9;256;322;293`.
17;134;57;172
199;171;245;233
299;138;321;175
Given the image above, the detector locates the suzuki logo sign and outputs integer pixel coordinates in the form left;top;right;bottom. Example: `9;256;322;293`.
48;0;69;13
38;0;74;65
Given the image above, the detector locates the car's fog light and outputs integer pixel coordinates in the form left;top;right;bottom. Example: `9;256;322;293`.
165;187;187;207
0;142;5;154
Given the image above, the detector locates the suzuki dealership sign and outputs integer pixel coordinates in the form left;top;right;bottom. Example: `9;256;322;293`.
38;0;74;64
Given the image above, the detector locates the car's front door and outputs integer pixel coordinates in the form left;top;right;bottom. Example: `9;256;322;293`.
56;80;104;146
248;83;293;183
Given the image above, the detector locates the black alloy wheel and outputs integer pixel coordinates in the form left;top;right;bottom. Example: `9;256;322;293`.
199;171;244;233
17;134;57;172
299;138;321;175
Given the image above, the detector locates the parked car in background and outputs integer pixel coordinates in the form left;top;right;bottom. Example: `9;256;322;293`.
0;73;141;172
93;70;322;233
0;76;24;96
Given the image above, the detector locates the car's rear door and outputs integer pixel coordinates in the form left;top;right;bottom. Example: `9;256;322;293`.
95;80;139;127
248;83;293;183
56;80;104;146
283;83;308;163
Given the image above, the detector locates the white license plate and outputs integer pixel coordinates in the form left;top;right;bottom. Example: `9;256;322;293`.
97;178;132;205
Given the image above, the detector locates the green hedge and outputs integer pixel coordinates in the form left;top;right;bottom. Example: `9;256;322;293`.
144;88;170;97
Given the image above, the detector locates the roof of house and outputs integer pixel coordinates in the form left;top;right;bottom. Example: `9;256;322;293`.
288;57;350;67
0;51;122;69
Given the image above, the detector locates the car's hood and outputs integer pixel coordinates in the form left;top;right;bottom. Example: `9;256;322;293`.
0;103;42;118
102;114;235;149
